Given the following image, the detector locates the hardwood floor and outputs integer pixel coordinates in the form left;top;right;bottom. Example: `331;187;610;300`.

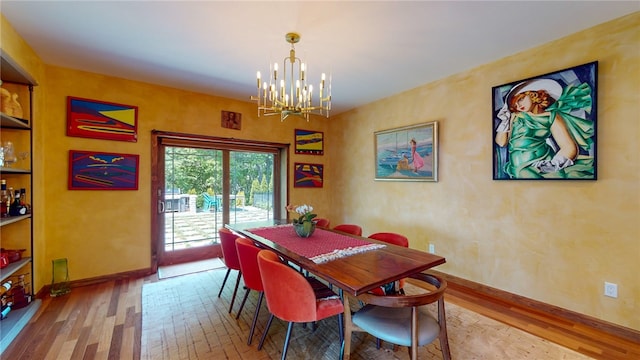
3;269;639;359
5;277;143;359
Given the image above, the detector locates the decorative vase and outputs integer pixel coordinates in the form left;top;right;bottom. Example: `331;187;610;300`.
293;221;316;238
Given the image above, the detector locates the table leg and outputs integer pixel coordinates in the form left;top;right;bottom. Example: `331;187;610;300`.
341;292;352;360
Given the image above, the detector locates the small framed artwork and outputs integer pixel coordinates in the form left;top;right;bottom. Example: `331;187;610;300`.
294;162;323;188
492;61;597;180
374;122;438;182
221;110;241;130
67;97;138;142
69;150;139;190
294;129;324;155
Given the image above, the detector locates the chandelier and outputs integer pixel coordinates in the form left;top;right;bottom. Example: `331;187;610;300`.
252;32;331;121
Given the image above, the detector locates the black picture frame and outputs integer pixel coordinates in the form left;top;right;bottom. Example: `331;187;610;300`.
492;61;597;180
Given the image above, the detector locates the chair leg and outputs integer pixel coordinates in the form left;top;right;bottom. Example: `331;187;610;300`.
236;287;251;320
218;268;231;297
376;338;381;349
247;292;264;345
440;335;452;360
228;270;242;313
258;313;275;350
438;299;452;360
281;322;294;360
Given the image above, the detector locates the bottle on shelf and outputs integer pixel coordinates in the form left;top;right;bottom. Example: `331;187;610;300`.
6;186;14;216
0;302;11;320
0;280;12;296
9;189;26;216
19;187;29;213
0;180;8;217
17;274;28;295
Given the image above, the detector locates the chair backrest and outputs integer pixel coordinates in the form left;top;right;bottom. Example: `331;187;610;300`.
219;228;242;270
350;272;450;359
257;250;318;323
314;218;331;228
357;272;447;308
235;238;264;292
333;224;363;236
367;232;410;294
368;232;409;248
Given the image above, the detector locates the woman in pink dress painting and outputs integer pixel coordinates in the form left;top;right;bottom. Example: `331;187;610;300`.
409;138;424;173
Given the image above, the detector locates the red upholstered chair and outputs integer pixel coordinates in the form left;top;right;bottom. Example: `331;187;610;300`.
218;228;243;314
368;232;410;294
256;250;344;359
345;272;451;360
367;232;411;349
314;217;331;228
333;224;363;236
368;232;409;247
234;237;268;345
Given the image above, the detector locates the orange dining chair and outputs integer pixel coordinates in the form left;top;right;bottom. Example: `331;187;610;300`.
235;237;268;345
333;223;363;236
344;272;451;360
256;250;344;359
314;217;331;228
218;228;243;314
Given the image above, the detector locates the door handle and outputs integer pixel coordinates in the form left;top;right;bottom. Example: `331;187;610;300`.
157;188;165;213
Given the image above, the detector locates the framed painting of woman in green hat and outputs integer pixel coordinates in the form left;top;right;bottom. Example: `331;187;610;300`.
492;61;597;180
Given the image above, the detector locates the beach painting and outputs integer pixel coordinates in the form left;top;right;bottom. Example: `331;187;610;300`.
374;122;438;182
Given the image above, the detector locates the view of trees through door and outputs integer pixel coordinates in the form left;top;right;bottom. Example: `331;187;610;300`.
152;132;286;266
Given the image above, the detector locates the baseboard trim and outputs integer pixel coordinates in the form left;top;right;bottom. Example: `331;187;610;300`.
429;270;640;345
35;267;152;299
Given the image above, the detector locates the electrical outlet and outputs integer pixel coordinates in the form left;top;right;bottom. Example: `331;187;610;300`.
428;244;435;254
604;282;618;298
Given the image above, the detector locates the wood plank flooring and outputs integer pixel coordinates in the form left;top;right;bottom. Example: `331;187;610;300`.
3;267;638;359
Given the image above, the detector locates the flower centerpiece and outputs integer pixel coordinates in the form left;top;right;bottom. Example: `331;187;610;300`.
286;204;317;238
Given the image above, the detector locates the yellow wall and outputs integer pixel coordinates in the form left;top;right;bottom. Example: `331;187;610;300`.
2;11;638;330
3;12;331;292
39;66;331;283
328;12;639;330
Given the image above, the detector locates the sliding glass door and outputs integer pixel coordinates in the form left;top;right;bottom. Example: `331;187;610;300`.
152;131;286;267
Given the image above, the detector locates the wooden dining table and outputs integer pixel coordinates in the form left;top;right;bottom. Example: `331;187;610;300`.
226;220;446;359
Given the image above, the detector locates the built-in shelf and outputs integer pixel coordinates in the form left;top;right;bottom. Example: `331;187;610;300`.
0;257;31;283
1;50;37;355
0;112;30;129
0;298;41;353
0;214;31;227
0;167;30;175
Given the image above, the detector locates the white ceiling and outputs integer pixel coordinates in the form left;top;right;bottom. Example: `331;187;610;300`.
2;1;638;115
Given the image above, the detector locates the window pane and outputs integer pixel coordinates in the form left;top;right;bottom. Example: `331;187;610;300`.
165;146;222;251
229;151;275;224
